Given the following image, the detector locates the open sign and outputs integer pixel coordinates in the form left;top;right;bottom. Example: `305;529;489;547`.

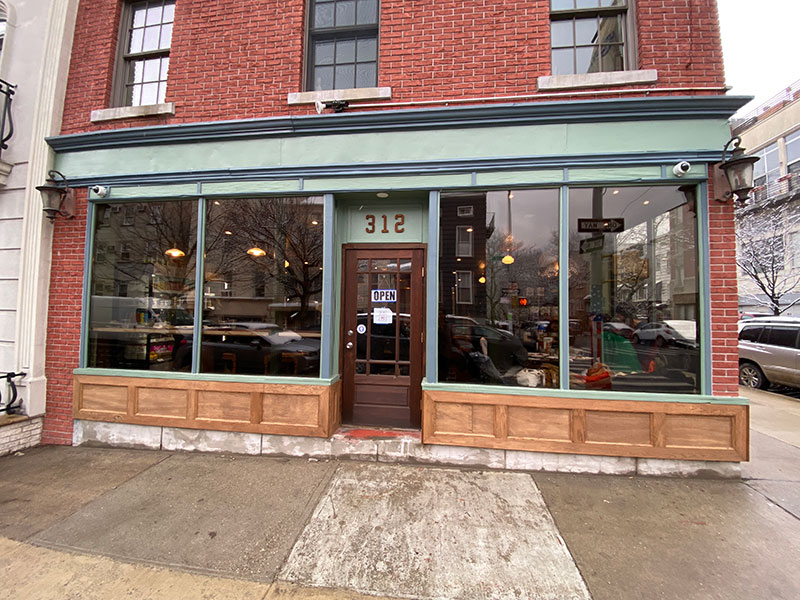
371;289;396;303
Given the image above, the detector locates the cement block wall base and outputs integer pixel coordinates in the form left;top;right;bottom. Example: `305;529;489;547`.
71;420;741;478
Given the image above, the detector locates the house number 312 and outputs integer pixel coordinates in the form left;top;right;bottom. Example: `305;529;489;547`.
365;214;405;234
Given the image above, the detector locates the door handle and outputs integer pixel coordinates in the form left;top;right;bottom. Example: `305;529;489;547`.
346;341;354;349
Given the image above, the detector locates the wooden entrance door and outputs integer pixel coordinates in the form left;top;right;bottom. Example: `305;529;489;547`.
341;245;425;428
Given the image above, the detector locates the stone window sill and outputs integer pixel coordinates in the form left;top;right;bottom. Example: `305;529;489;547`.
0;414;30;428
287;87;392;105
90;103;176;123
537;70;658;91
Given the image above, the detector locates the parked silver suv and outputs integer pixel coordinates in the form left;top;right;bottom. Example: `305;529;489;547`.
738;317;800;389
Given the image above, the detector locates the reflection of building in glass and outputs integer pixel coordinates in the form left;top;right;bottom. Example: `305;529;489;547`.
439;194;488;318
203;197;324;331
91;201;198;323
568;186;700;394
439;190;561;388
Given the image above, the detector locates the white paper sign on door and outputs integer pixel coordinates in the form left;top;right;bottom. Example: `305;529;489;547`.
372;308;393;325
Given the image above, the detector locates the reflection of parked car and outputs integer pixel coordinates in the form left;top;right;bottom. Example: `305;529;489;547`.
603;322;634;339
631;320;697;348
738;317;800;389
176;327;320;376
356;313;411;361
448;321;527;373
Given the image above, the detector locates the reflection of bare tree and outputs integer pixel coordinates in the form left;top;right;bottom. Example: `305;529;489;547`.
93;201;198;308
569;200;697;324
484;227;558;324
206;197;324;327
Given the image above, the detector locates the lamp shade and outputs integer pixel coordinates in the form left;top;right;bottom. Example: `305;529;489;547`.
722;153;759;199
165;247;186;258
719;137;760;200
36;170;75;222
37;184;64;212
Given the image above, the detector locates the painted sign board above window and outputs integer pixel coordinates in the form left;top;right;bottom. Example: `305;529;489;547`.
344;202;426;243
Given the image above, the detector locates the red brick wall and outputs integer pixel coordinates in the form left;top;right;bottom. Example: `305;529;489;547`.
60;0;726;135
707;180;740;396
637;0;725;88
43;190;87;444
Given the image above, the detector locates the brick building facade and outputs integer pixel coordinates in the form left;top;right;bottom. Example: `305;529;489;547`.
41;0;749;468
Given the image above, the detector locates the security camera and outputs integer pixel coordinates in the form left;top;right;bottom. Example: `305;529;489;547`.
672;161;691;177
91;185;109;198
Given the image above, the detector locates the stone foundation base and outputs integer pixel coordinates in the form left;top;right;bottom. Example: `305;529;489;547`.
0;416;43;456
72;420;741;479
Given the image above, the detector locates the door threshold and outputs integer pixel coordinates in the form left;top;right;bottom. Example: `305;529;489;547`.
334;425;421;441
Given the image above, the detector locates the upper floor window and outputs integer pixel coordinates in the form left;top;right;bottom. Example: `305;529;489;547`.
550;0;628;76
307;0;379;91
116;0;174;107
456;226;473;257
786;129;800;170
454;271;473;304
753;142;780;187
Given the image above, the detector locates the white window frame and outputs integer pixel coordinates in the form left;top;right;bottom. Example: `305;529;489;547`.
455;270;473;304
457;205;474;217
113;0;175;108
549;0;633;76
456;226;473;257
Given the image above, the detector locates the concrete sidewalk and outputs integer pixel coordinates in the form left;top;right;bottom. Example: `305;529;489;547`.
1;398;799;600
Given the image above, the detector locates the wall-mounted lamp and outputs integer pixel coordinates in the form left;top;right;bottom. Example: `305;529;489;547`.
36;170;74;222
713;136;759;203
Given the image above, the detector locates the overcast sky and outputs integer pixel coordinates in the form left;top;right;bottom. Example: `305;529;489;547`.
717;0;800;116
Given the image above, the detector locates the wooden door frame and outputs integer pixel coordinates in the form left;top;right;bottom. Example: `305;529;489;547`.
339;243;427;427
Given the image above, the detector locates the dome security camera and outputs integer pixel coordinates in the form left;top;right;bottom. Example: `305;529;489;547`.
91;185;109;198
672;161;691;177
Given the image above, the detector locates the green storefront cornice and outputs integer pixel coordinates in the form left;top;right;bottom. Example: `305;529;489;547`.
61;150;716;188
48;95;751;153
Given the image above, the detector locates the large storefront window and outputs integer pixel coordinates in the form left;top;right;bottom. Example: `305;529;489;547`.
87;200;197;370
87;196;324;377
568;186;700;393
439;190;560;387
201;197;324;376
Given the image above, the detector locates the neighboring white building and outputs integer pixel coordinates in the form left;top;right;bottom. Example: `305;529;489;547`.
0;0;77;451
732;80;800;317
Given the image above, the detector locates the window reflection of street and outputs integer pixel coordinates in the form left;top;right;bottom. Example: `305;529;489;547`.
437;186;701;394
88;200;198;371
568;186;700;394
201;197;324;376
87;197;324;378
439;189;561;388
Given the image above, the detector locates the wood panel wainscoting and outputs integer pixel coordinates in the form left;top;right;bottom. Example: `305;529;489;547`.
422;391;749;462
74;375;342;437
